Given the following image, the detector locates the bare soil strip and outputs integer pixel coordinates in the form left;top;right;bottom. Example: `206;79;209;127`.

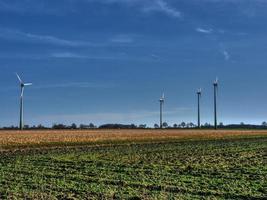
0;129;267;150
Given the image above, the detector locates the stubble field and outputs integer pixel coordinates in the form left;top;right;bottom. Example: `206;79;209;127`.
0;130;266;199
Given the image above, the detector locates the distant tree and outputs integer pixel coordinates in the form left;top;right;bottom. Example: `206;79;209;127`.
173;124;178;128
262;121;267;127
139;124;147;129
130;124;137;129
99;124;136;129
219;122;224;127
79;124;87;129
37;124;45;129
189;122;195;128
180;122;186;128
24;125;30;129
52;123;67;129
154;124;159;129
89;123;95;128
162;122;168;128
6;125;16;130
70;123;77;129
204;123;211;127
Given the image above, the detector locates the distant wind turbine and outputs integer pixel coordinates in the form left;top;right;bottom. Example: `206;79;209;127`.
16;73;32;130
213;78;219;130
197;88;202;129
159;93;165;129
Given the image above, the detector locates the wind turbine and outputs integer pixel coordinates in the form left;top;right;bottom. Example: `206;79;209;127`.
16;73;32;130
213;78;218;130
197;88;202;129
159;93;165;129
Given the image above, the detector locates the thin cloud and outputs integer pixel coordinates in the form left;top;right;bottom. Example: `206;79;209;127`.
50;51;161;62
0;28;144;48
195;28;231;61
34;107;193;125
51;52;88;59
0;28;95;47
0;0;181;18
219;43;231;61
150;54;161;60
0;81;116;92
32;82;116;90
142;0;181;18
93;0;181;18
196;28;213;34
222;50;230;61
50;52;129;60
110;34;134;44
0;51;161;62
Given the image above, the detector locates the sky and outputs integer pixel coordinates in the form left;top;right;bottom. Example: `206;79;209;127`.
1;0;267;127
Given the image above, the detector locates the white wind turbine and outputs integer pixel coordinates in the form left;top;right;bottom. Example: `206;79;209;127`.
16;73;32;130
213;77;219;130
159;93;165;129
197;88;202;129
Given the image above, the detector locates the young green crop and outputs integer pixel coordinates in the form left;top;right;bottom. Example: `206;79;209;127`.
0;136;266;199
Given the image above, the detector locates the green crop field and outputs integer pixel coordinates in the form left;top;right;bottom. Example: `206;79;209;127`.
0;131;266;199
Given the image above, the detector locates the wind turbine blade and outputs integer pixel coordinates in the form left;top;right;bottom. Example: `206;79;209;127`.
16;73;23;83
24;83;32;86
21;87;24;98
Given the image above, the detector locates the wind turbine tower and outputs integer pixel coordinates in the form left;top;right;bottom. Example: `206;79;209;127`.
213;78;218;130
159;93;165;129
16;73;32;130
197;88;202;129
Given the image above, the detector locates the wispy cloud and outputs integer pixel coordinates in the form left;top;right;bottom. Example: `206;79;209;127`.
0;81;116;92
0;28;94;47
93;0;181;18
50;52;129;60
222;50;230;61
43;111;158;123
196;27;213;34
141;0;181;18
51;52;88;59
219;43;231;61
0;0;181;18
0;28;145;48
50;51;161;62
0;50;161;62
110;34;134;44
32;82;116;90
150;54;161;60
195;27;232;61
33;107;193;125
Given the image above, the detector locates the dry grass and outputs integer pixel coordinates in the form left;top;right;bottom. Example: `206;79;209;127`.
0;129;267;150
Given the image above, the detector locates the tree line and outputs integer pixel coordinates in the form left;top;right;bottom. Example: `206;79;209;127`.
1;122;267;130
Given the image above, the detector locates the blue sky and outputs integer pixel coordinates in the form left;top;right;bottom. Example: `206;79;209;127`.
1;0;267;127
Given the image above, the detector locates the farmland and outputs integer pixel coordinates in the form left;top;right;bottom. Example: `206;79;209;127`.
0;130;266;199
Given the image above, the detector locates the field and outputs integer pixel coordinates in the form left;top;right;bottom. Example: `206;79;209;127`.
0;130;266;199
